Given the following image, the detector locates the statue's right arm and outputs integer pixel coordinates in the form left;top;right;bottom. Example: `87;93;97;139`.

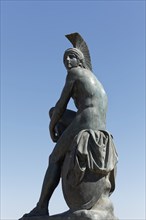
49;74;75;142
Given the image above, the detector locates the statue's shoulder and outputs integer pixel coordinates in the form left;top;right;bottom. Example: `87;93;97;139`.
68;67;92;79
67;67;84;81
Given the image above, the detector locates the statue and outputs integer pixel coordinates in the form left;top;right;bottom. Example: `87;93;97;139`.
19;33;118;220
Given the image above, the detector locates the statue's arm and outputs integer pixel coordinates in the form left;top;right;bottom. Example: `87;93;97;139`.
49;74;75;142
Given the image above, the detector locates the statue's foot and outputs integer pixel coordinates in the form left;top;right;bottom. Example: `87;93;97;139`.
19;206;49;219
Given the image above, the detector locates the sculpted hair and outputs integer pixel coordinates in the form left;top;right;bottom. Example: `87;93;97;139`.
65;33;92;71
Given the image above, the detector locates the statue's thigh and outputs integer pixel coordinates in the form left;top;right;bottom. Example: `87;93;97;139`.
49;119;80;163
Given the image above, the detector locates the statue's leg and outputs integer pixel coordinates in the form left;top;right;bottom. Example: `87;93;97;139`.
49;107;76;138
37;160;62;210
21;161;62;218
20;109;76;218
35;110;77;214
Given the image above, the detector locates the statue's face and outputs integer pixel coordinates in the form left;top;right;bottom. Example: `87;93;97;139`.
64;53;80;70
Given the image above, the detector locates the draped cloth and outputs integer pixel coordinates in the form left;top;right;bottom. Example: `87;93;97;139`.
70;129;118;187
62;129;118;210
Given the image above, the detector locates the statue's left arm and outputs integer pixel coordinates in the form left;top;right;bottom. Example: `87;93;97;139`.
49;74;75;142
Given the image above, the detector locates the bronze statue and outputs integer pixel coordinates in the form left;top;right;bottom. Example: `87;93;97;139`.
20;33;118;220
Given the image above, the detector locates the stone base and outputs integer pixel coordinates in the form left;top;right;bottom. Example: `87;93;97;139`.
20;209;118;220
19;196;118;220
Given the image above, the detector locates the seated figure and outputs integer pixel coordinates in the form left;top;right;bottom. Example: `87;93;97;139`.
20;33;118;220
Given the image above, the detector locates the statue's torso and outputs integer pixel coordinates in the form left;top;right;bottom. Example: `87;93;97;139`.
68;68;108;130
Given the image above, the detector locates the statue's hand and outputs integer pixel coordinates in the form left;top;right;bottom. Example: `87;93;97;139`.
49;122;58;142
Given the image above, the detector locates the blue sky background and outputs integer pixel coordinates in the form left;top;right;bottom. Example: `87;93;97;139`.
1;1;145;219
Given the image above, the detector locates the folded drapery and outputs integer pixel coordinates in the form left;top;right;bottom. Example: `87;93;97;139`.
67;130;118;190
62;129;118;210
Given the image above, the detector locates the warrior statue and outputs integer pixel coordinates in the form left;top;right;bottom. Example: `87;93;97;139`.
20;33;118;220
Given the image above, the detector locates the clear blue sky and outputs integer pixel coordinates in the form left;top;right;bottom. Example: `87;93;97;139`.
1;1;145;219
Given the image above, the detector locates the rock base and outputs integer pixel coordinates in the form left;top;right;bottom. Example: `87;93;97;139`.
20;209;118;220
19;196;118;220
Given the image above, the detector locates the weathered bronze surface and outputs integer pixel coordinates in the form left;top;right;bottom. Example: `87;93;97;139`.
19;33;118;220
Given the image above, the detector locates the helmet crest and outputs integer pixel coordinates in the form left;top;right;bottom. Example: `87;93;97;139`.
65;33;92;71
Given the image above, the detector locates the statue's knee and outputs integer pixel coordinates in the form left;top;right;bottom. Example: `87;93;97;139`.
49;107;55;118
